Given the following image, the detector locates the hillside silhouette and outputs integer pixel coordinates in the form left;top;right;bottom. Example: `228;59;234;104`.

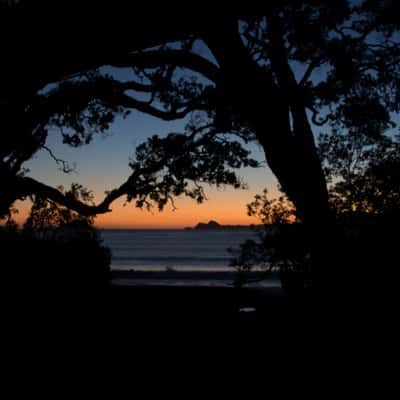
185;220;261;230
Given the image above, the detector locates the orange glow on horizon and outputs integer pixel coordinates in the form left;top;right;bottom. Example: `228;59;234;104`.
94;195;257;228
11;189;263;229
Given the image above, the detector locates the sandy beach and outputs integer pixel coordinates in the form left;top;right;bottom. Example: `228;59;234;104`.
109;269;288;319
2;267;396;391
105;269;398;387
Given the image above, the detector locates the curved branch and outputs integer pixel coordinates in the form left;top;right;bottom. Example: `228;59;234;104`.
111;49;219;83
114;93;210;121
119;80;157;93
308;106;333;126
12;175;131;216
1;6;207;97
41;145;75;173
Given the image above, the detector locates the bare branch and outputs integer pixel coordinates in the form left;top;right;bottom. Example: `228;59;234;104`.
169;195;177;211
120;80;157;93
299;59;321;87
41;145;75;173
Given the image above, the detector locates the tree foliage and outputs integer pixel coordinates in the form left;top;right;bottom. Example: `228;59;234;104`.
1;181;111;294
23;183;95;237
231;119;400;286
1;1;399;238
246;189;297;225
319;130;400;215
230;190;308;286
126;129;258;211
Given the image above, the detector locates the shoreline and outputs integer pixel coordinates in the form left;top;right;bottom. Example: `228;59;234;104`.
109;270;289;318
110;269;281;288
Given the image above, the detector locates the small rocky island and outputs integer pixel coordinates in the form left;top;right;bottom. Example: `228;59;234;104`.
184;220;259;230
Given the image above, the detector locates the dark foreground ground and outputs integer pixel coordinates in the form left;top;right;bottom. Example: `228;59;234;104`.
3;275;399;394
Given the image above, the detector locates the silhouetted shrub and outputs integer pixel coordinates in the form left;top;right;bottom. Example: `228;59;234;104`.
229;190;309;291
1;221;111;313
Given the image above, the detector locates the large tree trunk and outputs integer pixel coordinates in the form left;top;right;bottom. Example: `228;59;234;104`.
204;19;337;294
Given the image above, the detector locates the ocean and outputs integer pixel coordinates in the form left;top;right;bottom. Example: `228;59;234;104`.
101;229;257;272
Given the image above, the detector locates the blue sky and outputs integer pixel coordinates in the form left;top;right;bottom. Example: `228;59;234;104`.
18;108;279;228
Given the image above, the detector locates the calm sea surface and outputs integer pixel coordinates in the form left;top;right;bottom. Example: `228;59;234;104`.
101;229;257;271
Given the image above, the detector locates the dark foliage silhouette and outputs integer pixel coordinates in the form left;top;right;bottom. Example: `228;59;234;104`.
2;3;398;235
2;184;111;316
230;190;309;292
229;182;399;382
319;130;400;216
234;139;400;288
1;4;399;378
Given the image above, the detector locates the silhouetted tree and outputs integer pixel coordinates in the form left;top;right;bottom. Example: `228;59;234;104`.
232;128;400;292
1;1;399;287
319;130;400;216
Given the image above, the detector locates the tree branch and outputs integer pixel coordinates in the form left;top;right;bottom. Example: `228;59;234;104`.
119;80;157;93
41;145;75;173
299;59;321;87
12;175;126;216
111;49;219;83
113;93;209;121
266;13;298;97
308;106;332;126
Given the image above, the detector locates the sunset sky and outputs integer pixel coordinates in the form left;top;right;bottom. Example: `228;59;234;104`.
15;109;279;229
10;55;326;230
